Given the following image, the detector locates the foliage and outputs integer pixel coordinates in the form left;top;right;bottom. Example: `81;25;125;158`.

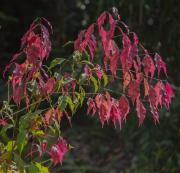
0;7;173;172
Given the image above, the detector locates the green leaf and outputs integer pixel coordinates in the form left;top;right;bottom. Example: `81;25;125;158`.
14;153;26;173
0;124;13;142
90;76;98;92
72;51;82;61
31;130;45;137
35;162;50;173
68;144;74;150
28;165;40;173
79;86;85;106
58;96;67;111
5;140;16;152
81;60;94;67
62;78;75;86
66;96;75;114
16;130;27;154
79;73;88;85
103;73;108;87
17;110;43;154
49;58;65;70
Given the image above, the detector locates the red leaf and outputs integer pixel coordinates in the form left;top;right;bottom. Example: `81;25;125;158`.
11;62;28;88
110;99;122;128
122;33;131;47
166;82;173;100
46;78;56;94
74;30;85;50
143;78;149;97
132;32;139;45
162;82;173;109
105;40;119;72
37;140;48;157
96;64;103;80
97;12;107;27
128;80;140;105
154;81;163;107
110;52;119;76
21;22;38;49
49;138;68;165
136;99;146;126
123;72;131;90
39;77;56;97
12;86;24;106
87;98;96;115
41;24;52;59
44;108;54;125
120;34;133;74
142;54;155;78
133;61;143;82
105;91;112;121
55;107;63;123
154;53;167;77
99;100;108;127
0;118;8;126
84;65;92;77
119;96;130;121
98;12;117;57
95;94;103;109
148;87;160;124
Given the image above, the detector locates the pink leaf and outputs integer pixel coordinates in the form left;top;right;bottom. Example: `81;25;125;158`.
0;118;8;126
84;65;92;77
128;80;140;105
154;81;163;107
142;54;155;78
12;86;24;106
99;100;108;127
87;98;96;115
118;96;130;121
136;99;146;126
96;64;103;80
49;138;68;165
154;53;167;77
162;82;173;109
148;87;160;124
110;99;122;128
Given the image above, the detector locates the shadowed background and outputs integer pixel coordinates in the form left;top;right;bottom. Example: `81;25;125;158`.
0;0;180;173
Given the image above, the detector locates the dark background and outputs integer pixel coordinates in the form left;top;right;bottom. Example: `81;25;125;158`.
0;0;180;173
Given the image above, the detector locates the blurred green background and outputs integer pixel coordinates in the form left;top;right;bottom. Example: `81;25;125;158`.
0;0;180;172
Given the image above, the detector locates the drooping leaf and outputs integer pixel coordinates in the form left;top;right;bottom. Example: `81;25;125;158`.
49;58;66;70
143;78;150;97
162;82;173;109
90;76;99;92
99;99;108;127
49;138;68;165
154;81;163;107
96;64;103;80
12;85;24;106
119;96;130;121
136;99;146;126
148;87;160;124
110;99;122;128
58;96;67;112
154;53;167;77
128;80;140;105
87;98;96;115
142;55;155;78
35;162;50;173
66;96;75;114
123;72;131;90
